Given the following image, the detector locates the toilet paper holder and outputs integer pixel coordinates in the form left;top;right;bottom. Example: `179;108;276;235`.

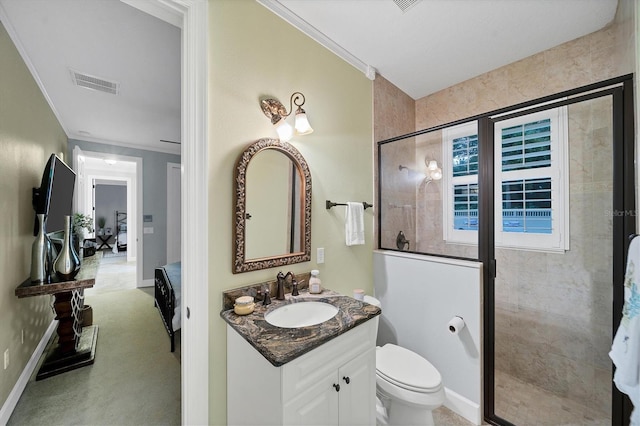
448;316;465;335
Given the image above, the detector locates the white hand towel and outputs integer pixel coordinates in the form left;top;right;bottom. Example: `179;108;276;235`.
610;236;640;423
345;202;365;246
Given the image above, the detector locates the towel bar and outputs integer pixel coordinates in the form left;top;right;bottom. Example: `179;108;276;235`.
326;200;373;210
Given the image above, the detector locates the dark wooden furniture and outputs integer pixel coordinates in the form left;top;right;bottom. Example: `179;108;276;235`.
154;262;181;352
15;253;101;380
115;211;127;251
96;234;112;250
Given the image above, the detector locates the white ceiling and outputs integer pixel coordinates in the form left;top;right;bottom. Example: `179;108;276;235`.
0;0;181;154
263;0;618;99
0;0;618;153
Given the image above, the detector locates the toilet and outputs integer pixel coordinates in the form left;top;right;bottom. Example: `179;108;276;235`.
364;295;445;426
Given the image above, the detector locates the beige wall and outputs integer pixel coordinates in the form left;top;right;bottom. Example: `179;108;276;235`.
208;1;373;424
415;4;635;129
373;76;416;247
0;22;67;407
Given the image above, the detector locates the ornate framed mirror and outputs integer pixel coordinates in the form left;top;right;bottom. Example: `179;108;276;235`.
233;138;312;273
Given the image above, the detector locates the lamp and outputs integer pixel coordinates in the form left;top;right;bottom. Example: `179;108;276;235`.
260;92;314;142
425;159;443;182
399;158;442;187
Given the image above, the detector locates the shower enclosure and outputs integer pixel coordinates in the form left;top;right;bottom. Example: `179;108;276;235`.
377;75;634;425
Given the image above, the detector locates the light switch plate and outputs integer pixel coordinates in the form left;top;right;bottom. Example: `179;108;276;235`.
143;227;154;234
317;247;325;264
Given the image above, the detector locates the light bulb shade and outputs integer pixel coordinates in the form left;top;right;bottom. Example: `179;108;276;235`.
427;160;438;171
274;118;294;142
430;167;443;181
294;109;313;135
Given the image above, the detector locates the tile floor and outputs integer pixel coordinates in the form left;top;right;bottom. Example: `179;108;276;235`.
494;370;610;426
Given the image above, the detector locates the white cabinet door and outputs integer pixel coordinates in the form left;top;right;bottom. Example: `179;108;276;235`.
284;374;339;426
338;349;376;426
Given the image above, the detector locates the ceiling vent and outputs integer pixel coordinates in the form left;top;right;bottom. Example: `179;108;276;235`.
392;0;420;13
70;69;119;95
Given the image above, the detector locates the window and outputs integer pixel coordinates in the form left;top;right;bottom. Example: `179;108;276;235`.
443;107;568;252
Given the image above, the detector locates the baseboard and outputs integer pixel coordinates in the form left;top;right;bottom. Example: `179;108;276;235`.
139;278;154;288
0;319;57;425
444;387;482;425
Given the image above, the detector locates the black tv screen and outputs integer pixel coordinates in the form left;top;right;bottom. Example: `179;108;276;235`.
33;154;76;236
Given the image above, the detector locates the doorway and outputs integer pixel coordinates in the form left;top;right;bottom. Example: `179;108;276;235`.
73;147;143;287
118;1;209;423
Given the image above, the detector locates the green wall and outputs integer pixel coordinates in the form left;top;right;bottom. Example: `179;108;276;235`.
208;1;374;423
0;21;67;408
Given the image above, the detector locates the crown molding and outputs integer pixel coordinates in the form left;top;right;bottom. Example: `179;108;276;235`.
256;0;376;80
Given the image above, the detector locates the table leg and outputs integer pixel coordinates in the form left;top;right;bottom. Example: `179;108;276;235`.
36;289;98;380
53;291;80;354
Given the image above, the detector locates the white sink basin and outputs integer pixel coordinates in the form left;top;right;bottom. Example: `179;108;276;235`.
265;301;339;328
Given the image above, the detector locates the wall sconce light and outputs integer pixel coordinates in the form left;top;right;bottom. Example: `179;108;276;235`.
260;91;314;142
399;158;442;187
425;159;443;182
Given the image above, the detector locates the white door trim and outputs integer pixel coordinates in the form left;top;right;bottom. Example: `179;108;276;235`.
126;1;210;424
166;162;181;264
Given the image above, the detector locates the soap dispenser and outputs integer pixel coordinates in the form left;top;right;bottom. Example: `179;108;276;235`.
309;270;322;294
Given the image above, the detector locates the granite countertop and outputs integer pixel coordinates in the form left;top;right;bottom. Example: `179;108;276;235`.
220;288;381;367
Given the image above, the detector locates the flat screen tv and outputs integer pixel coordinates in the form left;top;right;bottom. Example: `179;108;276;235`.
33;154;76;236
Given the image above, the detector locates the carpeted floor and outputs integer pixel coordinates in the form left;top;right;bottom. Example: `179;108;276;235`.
8;282;181;424
85;254;136;296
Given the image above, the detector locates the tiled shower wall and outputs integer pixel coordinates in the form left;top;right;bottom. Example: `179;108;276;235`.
374;76;416;248
374;1;636;416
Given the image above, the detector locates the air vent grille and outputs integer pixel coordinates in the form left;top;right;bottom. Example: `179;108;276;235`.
70;69;119;95
392;0;420;13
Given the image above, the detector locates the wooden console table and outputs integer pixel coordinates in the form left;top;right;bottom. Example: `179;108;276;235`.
15;253;101;380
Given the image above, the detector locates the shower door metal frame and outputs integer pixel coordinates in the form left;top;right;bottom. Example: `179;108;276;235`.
480;74;635;426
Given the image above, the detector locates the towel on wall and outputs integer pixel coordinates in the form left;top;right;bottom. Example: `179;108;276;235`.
345;202;365;246
610;236;640;425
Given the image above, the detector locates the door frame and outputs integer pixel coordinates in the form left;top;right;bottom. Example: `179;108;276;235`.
122;1;210;424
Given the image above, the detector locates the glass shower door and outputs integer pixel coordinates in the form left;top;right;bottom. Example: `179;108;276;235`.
493;95;614;425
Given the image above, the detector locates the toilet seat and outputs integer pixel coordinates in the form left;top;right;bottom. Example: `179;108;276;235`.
376;344;442;393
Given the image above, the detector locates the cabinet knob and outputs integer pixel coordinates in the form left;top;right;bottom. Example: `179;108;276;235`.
333;383;340;392
342;376;350;384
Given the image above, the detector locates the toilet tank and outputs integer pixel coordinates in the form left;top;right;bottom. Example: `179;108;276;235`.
363;295;381;343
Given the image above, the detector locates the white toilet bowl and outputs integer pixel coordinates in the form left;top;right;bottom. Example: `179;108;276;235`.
364;296;445;426
376;343;445;425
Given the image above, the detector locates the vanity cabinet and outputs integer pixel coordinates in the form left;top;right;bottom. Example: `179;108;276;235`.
227;319;377;426
284;349;375;425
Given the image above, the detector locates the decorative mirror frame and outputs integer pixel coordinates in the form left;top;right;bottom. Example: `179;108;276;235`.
233;138;312;273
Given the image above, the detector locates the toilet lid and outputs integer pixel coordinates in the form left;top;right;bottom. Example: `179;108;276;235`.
376;344;442;393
